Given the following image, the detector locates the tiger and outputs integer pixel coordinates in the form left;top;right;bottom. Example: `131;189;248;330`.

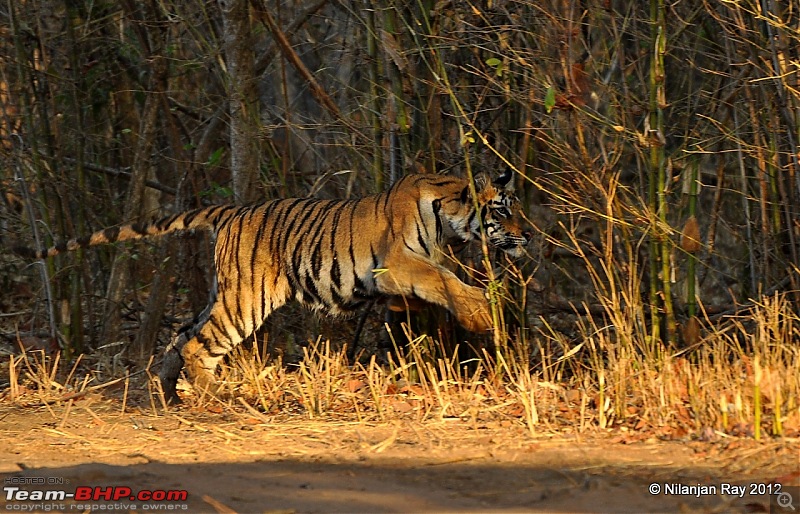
16;170;530;402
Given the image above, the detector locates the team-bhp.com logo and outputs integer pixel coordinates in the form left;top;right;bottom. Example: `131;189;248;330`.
4;485;188;510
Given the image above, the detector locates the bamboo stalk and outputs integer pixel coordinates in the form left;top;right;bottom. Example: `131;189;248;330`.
753;356;761;440
684;156;700;320
743;81;771;284
62;2;89;356
365;3;384;190
649;0;674;346
382;7;405;184
723;34;758;297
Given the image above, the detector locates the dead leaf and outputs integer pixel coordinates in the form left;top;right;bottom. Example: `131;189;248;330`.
347;379;366;393
391;400;413;413
380;30;409;72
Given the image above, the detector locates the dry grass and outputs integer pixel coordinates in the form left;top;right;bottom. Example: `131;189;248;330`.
5;293;798;442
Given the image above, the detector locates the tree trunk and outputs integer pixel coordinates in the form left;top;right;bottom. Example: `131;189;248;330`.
221;0;260;202
101;54;167;344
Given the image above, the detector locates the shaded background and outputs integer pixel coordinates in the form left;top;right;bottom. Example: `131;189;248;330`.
1;0;798;370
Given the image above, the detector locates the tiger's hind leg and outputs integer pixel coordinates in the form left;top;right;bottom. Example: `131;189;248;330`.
180;336;225;398
158;326;246;402
158;328;205;404
158;225;289;402
160;289;286;402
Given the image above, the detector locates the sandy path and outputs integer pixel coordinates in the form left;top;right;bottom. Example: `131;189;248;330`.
0;402;797;513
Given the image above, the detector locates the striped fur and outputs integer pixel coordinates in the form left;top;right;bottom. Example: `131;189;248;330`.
20;173;530;402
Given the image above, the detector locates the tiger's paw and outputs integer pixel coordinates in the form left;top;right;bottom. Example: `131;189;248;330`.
458;310;493;332
455;292;493;332
180;339;230;402
190;377;231;401
184;363;230;401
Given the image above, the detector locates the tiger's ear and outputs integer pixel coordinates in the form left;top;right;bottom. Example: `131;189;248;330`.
473;173;489;191
461;174;487;204
493;167;514;191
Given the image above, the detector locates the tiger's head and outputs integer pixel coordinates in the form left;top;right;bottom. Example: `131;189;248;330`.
443;169;531;258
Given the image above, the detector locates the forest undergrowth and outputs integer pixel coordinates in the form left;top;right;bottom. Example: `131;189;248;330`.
4;289;798;442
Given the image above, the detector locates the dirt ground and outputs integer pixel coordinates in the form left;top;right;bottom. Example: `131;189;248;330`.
0;395;798;514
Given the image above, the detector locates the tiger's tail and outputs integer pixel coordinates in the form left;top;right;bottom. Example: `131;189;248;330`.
13;205;235;260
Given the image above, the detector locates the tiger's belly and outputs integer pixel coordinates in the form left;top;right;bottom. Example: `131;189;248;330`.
290;264;380;316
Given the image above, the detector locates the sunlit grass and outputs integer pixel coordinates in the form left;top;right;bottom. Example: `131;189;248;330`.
5;292;798;440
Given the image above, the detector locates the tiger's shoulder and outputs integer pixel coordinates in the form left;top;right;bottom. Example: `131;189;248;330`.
381;173;473;219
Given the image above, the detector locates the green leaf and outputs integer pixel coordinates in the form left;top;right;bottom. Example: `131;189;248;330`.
206;147;224;167
486;57;504;77
544;86;556;114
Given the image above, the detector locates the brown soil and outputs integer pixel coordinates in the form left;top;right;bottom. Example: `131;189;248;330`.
0;396;797;514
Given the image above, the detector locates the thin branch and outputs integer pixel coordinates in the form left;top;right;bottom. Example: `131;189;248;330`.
62;157;177;196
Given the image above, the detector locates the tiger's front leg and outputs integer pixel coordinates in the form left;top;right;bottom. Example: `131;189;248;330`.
376;253;493;332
